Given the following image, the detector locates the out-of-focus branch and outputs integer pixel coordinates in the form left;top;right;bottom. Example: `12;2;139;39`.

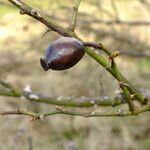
139;0;150;14
0;80;21;97
41;11;150;26
27;136;33;150
100;19;150;26
0;1;10;6
69;0;81;31
82;19;150;26
0;80;126;107
110;0;120;21
7;0;74;37
122;50;150;58
95;1;115;18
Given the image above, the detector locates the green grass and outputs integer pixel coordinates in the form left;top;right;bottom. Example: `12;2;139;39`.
0;5;16;16
139;59;150;68
137;59;150;77
142;138;150;150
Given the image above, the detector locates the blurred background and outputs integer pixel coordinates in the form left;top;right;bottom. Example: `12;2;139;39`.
0;0;150;149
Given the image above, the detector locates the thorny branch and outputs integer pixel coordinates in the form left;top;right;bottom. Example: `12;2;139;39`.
1;0;149;118
1;103;150;120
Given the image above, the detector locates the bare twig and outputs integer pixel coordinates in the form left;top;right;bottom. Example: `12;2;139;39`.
111;59;136;113
69;0;81;31
41;28;52;38
0;103;150;118
119;82;136;113
83;42;111;56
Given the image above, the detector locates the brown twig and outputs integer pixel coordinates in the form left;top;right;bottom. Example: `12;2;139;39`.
69;0;81;31
0;103;150;119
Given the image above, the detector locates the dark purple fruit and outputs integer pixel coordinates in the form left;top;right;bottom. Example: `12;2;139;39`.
40;37;85;71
